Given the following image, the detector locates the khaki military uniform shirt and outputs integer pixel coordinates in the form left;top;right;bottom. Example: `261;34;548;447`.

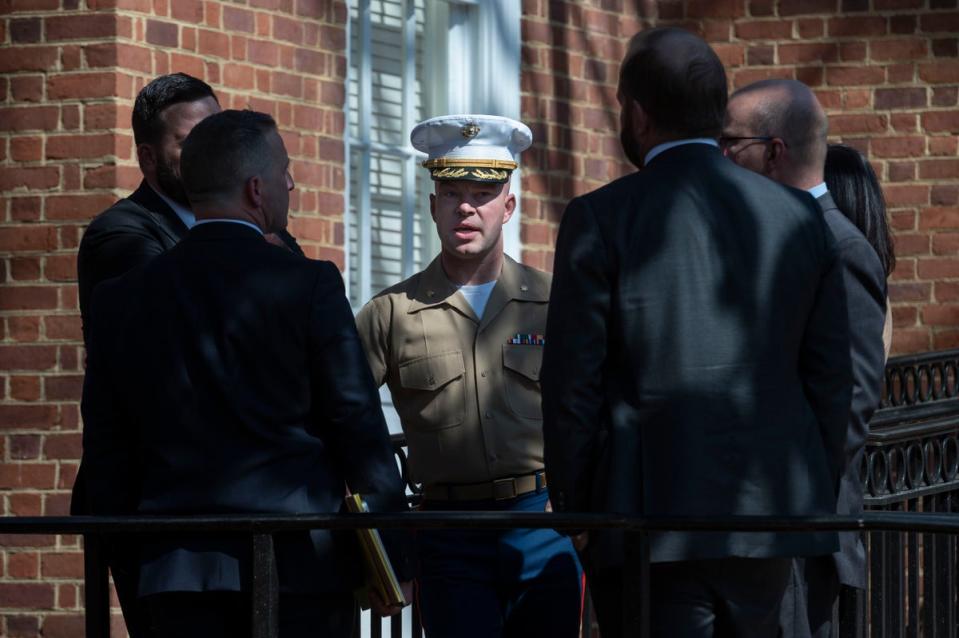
355;255;551;487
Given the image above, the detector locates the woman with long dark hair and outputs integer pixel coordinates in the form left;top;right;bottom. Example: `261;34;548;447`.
825;144;896;357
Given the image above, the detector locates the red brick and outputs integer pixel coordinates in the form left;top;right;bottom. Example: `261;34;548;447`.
735;19;792;39
923;111;959;133
40;552;84;579
919;60;959;84
933;185;959;206
43;432;82;460
889;161;916;182
6;615;41;637
830;114;887;134
0;582;54;609
41;615;86;637
171;0;203;21
0;286;59;311
47;72;117;99
43;254;77;282
146;19;178;47
85;42;153;74
274;71;303;98
0;106;59;132
920;205;959;227
274;15;304;44
11;75;44;102
8;316;41;341
11;257;42;280
922;304;959;326
0;463;56;488
871;136;926;158
46;134;115;160
936;282;959;301
198;29;230;59
779;0;837;16
884;184;929;207
170;52;206;79
931;136;959;156
11;17;41;43
871;39;929;61
934;233;959;255
45;193;118;220
294;49;325;74
223;6;255;32
920;159;959;179
888;64;916;84
839;42;867;62
45;316;82;341
248;39;279;66
826;66;886;86
687;0;745;18
891;282;932;302
45;14;118;40
10;376;42;401
933;87;959;107
11;197;42;222
827;16;886;37
0;46;59;72
8;552;39;578
224;63;255;90
874;88;927;110
891;113;918;133
779;42;838;64
891;15;917;35
890;329;930;355
11;136;43;162
45;493;73;516
920;12;959;33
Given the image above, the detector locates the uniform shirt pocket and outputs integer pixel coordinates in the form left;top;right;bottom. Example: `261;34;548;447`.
502;344;543;420
396;350;467;430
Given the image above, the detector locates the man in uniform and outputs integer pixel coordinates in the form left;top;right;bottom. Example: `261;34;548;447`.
355;114;582;638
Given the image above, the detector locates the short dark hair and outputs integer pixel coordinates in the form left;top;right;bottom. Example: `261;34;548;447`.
619;27;728;139
132;73;218;145
180;109;279;204
825;144;895;277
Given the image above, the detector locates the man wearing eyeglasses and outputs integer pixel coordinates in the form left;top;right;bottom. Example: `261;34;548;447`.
723;79;887;638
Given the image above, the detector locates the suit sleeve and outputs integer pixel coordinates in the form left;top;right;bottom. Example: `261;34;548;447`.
836;235;887;490
799;233;856;490
80;283;141;515
542;196;611;514
307;262;412;579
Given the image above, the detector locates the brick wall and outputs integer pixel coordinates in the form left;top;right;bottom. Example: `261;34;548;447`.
520;0;959;356
0;0;346;633
2;0;958;633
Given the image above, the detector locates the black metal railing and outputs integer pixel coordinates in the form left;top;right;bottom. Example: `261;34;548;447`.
3;350;959;637
852;349;959;638
2;512;959;638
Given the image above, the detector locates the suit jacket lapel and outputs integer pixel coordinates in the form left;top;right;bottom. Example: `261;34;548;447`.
129;181;189;243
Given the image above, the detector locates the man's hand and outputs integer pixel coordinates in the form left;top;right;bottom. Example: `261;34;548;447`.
368;581;414;617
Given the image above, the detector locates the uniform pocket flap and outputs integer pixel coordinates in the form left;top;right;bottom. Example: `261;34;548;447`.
502;344;543;382
398;351;465;391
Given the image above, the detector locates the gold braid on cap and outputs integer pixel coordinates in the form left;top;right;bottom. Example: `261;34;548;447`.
422;158;518;170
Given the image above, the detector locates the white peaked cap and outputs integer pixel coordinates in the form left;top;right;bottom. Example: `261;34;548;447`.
410;114;533;183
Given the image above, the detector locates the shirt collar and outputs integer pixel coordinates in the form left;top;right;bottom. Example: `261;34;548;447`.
151;185;196;229
644;138;719;166
807;182;829;199
194;219;265;235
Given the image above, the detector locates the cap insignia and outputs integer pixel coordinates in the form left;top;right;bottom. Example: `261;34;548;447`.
461;123;480;140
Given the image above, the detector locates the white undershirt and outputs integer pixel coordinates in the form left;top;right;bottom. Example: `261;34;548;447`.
458;281;497;318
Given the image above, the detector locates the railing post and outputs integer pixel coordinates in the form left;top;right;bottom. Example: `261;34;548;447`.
251;533;279;638
83;533;111;638
623;529;650;638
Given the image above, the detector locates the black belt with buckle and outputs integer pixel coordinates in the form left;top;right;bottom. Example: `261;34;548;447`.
423;471;547;502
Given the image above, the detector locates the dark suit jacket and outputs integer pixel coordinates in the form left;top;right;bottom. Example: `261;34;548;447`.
817;191;886;589
542;143;853;566
73;181;302;514
81;222;410;595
